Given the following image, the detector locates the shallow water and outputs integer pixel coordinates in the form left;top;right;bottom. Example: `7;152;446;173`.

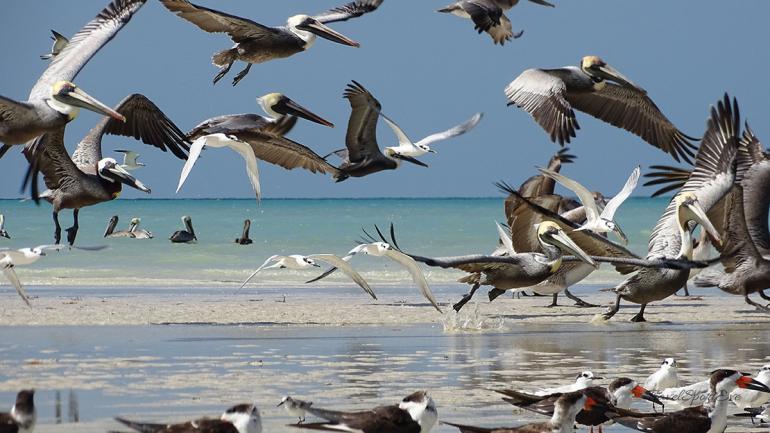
1;322;768;432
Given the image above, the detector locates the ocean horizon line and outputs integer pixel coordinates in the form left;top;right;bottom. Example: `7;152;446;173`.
0;195;669;202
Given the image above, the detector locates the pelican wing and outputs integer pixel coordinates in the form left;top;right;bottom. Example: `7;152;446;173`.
737;125;770;256
716;186;758;272
343;81;383;162
600;166;640;220
383;249;441;312
538;168;600;223
648;95;739;258
0;95;37;126
313;0;384;24
642;165;691;197
23;128;83;199
73;94;190;170
505;68;577;145
415;113;483;147
30;0;147;100
159;0;288;43
566;83;697;163
308;254;376;299
240;255;280;289
238;132;341;176
380;113;412;146
1;264;31;307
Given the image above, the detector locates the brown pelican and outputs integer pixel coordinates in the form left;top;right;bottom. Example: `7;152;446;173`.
438;0;555;45
115;149;144;170
539;166;640;244
128;218;153;239
24;94;189;245
40;30;69;60
0;214;9;239
601;95;738;322
287;391;437;433
235;219;253;245
160;0;383;86
443;391;599;433
0;0;144;147
615;370;770;433
115;403;262;433
381;112;483;158
504;56;697;162
170;216;196;243
177;93;339;201
103;215;134;238
327;81;429;181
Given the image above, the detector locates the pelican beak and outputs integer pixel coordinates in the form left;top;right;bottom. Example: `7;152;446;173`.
737;375;770;393
633;385;664;406
108;165;151;193
595;63;644;93
298;19;360;47
62;87;126;122
392;153;429;167
274;97;334;128
549;228;597;267
276;401;284;407
613;223;629;245
684;200;721;247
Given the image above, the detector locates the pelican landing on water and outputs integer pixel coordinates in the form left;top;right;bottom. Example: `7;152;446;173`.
0;0;145;148
505;56;697;162
438;0;555;45
160;0;383;86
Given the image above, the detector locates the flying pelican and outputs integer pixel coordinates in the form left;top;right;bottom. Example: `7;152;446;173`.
601;95;738;322
0;215;9;239
287;391;437;433
115;149;144;170
307;241;442;312
381;112;483;158
241;254;375;299
128;217;153;239
443;392;599;433
235;219;253;245
1;244;106;306
170;216;197;243
505;56;697;162
103;215;134;238
24;93;189;245
615;370;770;433
539;166;641;244
160;0;383;86
326;81;429;180
437;0;555;45
115;403;262;433
40;30;69;60
177;93;340;201
0;0;144;147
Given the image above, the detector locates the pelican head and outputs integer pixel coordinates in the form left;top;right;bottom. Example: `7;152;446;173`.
383;147;429;167
674;192;721;247
287;14;360;48
49;81;126;122
0;214;8;239
98;158;151;193
130;217;141;225
537;221;596;266
580;56;644;93
104;215;119;237
257;93;334;127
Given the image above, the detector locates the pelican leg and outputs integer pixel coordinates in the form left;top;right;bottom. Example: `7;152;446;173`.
744;295;770;312
630;304;647;322
65;209;79;246
53;211;62;244
212;62;233;84
488;288;507;302
231;64;252;87
759;290;770;301
675;283;690;297
565;288;598;308
546;294;558;308
453;283;480;312
602;294;622;320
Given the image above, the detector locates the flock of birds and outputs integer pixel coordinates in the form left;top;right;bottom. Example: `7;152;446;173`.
3;359;770;433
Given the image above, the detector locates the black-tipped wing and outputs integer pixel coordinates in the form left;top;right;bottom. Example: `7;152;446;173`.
72;94;190;171
160;0;289;43
314;0;384;24
343;81;383;162
643;165;691;197
115;417;238;433
566;83;697;163
295;405;420;433
737;125;770;256
615;406;710;433
30;0;147;100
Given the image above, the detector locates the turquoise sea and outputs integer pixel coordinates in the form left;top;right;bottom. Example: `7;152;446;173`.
0;197;669;289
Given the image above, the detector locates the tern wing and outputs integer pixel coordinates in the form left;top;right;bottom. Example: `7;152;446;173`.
380;113;413;146
176;136;207;193
384;249;441;312
309;254;376;299
601;166;640;221
2;266;31;307
538;167;600;223
416;113;483;147
240;255;279;289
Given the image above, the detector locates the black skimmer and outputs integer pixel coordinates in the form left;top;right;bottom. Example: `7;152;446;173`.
0;390;36;433
113;403;261;433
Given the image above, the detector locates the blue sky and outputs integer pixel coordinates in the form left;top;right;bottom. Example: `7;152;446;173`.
1;0;769;199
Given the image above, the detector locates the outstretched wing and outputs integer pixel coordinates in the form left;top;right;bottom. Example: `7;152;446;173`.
309;254;377;299
313;0;384;24
384;249;441;312
416;113;483;147
601;166;641;220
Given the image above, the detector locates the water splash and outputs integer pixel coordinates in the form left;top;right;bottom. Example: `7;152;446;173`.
441;302;505;333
